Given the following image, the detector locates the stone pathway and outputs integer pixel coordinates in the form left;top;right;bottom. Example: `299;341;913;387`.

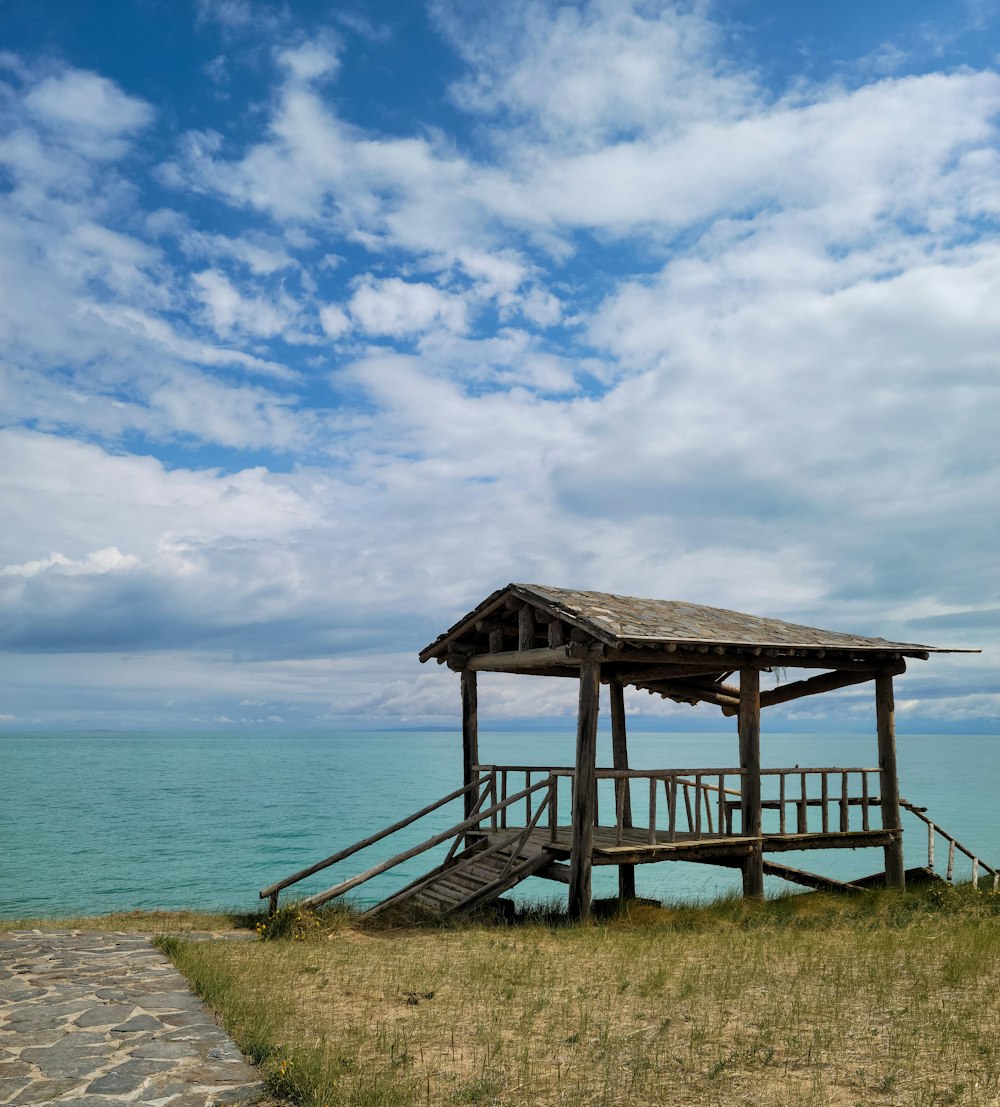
0;931;269;1106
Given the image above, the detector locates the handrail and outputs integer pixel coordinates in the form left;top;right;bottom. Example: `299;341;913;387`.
260;772;491;904
479;764;878;777
297;776;554;910
901;798;999;889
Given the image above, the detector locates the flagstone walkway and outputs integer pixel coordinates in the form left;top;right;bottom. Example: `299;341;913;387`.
0;931;270;1106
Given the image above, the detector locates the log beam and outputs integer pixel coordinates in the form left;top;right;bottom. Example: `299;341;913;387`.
720;661;905;716
518;605;536;652
461;671;478;829
609;680;636;900
739;667;764;899
569;660;601;921
876;670;905;890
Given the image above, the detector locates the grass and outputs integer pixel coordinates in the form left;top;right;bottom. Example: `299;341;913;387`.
150;883;1000;1107
0;907;260;934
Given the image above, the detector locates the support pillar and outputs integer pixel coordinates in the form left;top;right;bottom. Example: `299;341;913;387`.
739;667;764;899
610;680;636;901
569;660;600;921
876;670;905;890
461;670;478;825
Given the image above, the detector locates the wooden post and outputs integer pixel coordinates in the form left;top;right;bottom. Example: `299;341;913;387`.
461;670;479;829
876;670;905;890
518;605;535;652
739;667;764;899
610;680;636;901
569;660;600;921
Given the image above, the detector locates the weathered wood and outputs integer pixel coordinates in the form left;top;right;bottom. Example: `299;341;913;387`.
488;629;504;653
464;644;923;676
548;619;567;648
466;646;585;672
536;861;571;883
518;605;536;652
759;860;862;893
259;774;488;899
739;667;764;898
461;671;478;825
876;670;905;890
656;682;740;709
301;777;549;908
569;660;600;920
609;680;636;899
720;664;904;716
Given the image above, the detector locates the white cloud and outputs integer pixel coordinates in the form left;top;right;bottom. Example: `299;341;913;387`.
0;547;138;578
318;303;350;338
25;69;153;136
192;268;297;339
438;0;755;146
277;40;340;82
348;277;469;337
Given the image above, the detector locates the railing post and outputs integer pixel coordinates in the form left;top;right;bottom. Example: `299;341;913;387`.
840;772;849;833
648;776;657;844
668;777;677;842
928;822;935;870
549;774;558;843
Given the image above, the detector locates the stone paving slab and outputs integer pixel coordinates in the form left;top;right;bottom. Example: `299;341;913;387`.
0;932;270;1106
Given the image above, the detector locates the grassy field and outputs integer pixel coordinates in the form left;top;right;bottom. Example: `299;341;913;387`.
142;886;1000;1107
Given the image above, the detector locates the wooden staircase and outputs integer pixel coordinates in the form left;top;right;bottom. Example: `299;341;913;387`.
364;836;552;918
260;772;557;918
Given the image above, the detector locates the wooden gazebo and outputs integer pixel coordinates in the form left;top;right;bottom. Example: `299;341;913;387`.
261;585;991;921
417;584;978;919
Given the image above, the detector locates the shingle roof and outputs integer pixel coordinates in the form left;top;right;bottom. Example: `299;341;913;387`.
420;583;972;662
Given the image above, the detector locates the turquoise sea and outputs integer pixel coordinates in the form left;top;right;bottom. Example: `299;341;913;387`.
2;729;998;918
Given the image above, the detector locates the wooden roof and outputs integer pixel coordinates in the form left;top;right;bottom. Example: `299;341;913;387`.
420;583;972;669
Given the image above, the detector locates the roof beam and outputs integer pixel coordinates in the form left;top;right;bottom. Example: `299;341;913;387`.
720;660;906;716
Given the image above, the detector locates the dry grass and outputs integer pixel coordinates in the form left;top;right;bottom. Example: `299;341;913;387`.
0;907;257;935
162;885;1000;1107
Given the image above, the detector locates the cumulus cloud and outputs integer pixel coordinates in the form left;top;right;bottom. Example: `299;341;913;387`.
347;277;469;337
25;69;153;137
1;5;997;729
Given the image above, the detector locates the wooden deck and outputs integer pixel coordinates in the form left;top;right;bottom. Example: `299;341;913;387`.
481;824;895;867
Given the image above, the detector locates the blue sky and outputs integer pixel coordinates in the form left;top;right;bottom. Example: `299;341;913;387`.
1;0;998;732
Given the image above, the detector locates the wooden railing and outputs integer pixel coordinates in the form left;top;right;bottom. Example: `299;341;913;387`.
901;799;1000;890
476;765;884;844
259;772;556;913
